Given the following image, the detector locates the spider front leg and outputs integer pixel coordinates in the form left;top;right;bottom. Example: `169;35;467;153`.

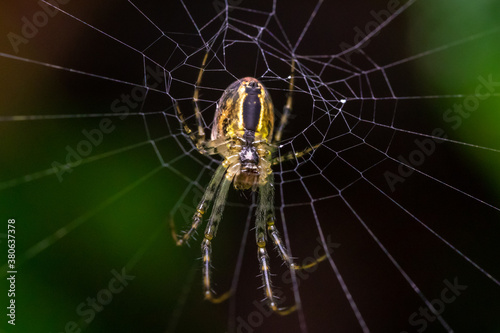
201;172;233;303
256;175;296;315
170;164;226;246
170;164;233;303
267;215;327;271
256;175;329;316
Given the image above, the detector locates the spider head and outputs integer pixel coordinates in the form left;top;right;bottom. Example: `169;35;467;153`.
233;167;259;191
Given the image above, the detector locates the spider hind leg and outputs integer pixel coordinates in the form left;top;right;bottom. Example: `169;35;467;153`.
274;59;295;143
175;51;210;154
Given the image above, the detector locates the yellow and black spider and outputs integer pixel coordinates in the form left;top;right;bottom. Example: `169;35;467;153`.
171;52;323;315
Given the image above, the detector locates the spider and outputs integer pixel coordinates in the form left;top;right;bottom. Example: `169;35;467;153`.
170;52;324;315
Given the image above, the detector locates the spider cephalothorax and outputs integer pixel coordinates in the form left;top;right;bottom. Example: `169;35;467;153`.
171;55;325;315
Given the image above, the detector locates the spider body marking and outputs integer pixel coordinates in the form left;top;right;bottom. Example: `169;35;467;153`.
171;55;327;315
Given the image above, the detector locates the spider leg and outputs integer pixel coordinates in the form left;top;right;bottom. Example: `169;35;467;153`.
271;59;324;165
274;59;295;143
175;103;205;154
175;51;210;153
193;52;209;142
271;143;321;165
267;215;327;271
256;175;296;315
170;164;226;246
202;173;233;303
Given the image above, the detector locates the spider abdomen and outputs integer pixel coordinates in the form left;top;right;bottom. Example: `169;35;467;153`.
211;77;274;143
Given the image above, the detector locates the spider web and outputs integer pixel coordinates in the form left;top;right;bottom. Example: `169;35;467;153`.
0;0;499;332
